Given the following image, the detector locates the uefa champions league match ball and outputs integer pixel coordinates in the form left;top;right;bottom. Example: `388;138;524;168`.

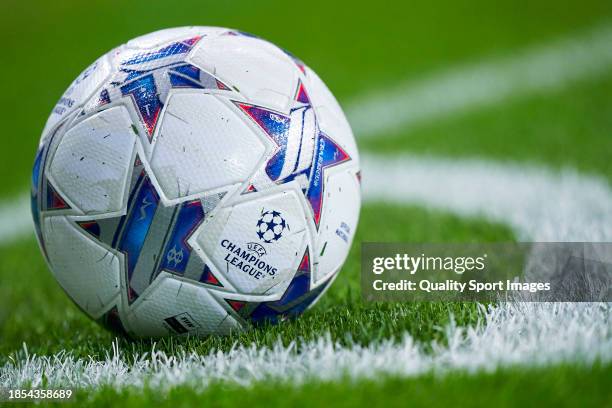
31;27;361;337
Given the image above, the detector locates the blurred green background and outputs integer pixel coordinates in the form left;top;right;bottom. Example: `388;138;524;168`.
1;1;612;405
2;0;612;198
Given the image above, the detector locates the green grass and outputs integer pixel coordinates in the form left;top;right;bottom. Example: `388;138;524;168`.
0;203;513;363
33;363;610;407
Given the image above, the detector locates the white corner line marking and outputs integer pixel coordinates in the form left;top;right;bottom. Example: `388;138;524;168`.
361;154;612;242
347;22;612;138
0;195;31;245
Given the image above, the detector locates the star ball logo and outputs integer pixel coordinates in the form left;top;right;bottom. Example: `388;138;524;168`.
256;210;289;243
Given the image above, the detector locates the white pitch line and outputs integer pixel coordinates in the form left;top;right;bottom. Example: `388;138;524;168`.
362;154;612;242
1;155;611;390
1;303;609;390
347;22;612;138
0;195;31;245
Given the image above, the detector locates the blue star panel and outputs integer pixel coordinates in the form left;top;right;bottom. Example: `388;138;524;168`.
98;36;229;141
158;200;205;275
237;81;351;229
236;103;291;181
75;157;208;304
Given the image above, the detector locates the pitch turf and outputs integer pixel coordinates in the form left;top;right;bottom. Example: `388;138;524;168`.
1;0;611;405
74;363;612;408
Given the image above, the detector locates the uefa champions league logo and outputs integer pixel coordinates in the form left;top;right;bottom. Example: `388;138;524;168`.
256;210;288;243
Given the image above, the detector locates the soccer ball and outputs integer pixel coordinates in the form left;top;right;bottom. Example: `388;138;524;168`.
31;27;360;337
